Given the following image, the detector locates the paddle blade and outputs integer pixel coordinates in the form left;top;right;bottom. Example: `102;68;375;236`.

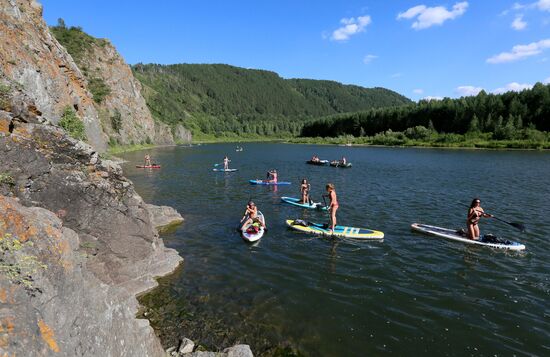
510;222;527;232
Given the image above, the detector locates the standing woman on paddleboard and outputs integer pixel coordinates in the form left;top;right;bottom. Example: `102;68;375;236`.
467;198;493;240
223;156;230;170
144;154;152;167
300;178;311;204
326;183;339;233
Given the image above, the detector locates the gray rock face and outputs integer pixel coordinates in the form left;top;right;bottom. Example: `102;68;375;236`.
0;196;168;356
146;203;184;231
174;124;192;144
0;110;182;355
76;38;182;146
0;0;107;151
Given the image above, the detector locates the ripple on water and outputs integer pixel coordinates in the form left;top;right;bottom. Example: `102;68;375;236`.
125;144;550;356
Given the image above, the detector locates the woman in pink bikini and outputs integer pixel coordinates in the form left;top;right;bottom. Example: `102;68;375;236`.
326;183;339;232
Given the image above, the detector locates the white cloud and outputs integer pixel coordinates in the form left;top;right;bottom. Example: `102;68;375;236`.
544;77;550;83
538;0;550;11
330;16;372;41
456;86;484;96
487;38;550;63
493;82;533;94
413;89;424;94
390;72;403;78
511;15;528;30
397;2;468;30
363;54;378;64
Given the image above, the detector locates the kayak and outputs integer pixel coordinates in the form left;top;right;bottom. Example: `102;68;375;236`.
330;161;352;168
306;160;329;166
249;180;291;185
136;165;161;169
286;219;384;240
410;223;525;251
212;168;238;172
241;211;266;242
281;196;327;211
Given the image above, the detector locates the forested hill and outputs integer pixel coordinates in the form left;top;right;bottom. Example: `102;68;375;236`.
132;63;411;138
298;83;550;148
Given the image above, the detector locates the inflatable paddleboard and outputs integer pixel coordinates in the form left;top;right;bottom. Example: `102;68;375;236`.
281;197;327;210
410;223;525;251
330;161;352;168
306;160;329;166
241;211;265;242
212;168;238;172
249;180;291;185
136;165;161;169
286;219;384;239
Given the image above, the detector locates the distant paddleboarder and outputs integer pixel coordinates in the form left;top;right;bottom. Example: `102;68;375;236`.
144;154;152;167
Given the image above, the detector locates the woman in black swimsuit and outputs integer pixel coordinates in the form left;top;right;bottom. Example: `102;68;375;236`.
467;198;493;240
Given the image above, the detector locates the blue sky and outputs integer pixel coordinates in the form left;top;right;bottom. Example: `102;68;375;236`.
40;1;550;100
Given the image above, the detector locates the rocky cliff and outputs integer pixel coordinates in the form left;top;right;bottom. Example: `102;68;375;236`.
0;74;183;355
0;0;107;151
50;25;191;146
0;0;191;154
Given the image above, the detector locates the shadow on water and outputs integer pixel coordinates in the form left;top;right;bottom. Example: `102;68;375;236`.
125;143;550;356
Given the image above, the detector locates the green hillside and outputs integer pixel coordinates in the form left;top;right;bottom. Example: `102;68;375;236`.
132;63;411;139
299;83;550;149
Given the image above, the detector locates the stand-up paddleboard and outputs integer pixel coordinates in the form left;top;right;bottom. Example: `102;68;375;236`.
306;160;329;166
281;197;327;211
330;161;352;168
249;179;291;185
136;165;161;169
411;223;525;251
241;211;266;242
212;168;238;172
286;219;384;240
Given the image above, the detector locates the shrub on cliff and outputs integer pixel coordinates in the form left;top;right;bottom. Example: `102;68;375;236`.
59;106;87;141
88;77;111;104
0;83;10;110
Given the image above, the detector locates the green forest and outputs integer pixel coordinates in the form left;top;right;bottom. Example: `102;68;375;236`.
298;83;550;149
132;63;411;139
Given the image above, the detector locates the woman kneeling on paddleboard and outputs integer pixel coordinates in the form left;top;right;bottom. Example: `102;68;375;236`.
467;198;493;240
240;201;265;231
325;183;339;233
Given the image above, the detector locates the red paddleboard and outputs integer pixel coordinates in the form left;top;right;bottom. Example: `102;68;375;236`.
136;165;161;169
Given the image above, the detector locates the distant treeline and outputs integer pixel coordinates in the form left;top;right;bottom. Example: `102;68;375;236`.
301;83;550;140
132;63;411;137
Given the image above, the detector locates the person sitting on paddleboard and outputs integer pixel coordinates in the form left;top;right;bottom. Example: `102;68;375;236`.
240;201;265;231
325;183;339;233
223;156;230;170
467;198;493;240
341;156;347;165
144;154;152;167
300;178;311;204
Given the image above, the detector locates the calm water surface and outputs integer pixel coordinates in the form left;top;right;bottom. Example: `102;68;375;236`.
123;143;549;356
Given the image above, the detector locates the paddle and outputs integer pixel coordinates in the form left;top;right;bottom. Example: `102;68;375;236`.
462;204;526;232
321;195;333;231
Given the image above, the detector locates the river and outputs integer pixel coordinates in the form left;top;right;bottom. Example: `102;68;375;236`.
122;143;549;356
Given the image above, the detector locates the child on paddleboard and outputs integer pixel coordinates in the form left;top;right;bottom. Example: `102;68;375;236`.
467;198;493;240
325;183;339;233
267;169;278;183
